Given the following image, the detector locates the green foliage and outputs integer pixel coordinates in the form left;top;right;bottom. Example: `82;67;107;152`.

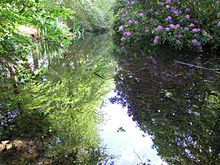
64;0;115;32
0;0;116;163
0;0;73;61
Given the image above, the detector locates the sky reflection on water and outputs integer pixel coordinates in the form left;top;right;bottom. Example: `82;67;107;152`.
100;92;167;165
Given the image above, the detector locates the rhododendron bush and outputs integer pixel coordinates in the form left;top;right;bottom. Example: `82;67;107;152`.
114;0;220;52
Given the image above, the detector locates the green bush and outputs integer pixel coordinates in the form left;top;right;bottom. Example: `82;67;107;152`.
114;0;220;52
0;0;73;60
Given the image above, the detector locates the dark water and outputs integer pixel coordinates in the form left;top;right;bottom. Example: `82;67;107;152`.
1;34;220;164
110;49;220;164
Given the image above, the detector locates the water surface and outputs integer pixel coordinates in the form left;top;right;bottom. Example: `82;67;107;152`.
110;49;220;164
100;92;166;165
1;34;220;164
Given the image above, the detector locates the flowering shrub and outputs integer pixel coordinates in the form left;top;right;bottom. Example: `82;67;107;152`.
114;0;220;52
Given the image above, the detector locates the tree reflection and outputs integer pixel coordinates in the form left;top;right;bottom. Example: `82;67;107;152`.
0;34;115;164
111;50;220;164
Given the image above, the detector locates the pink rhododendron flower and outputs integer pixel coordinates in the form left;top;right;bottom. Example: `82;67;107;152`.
166;16;172;21
166;0;171;4
128;20;133;24
192;39;201;46
184;27;189;31
175;24;180;28
189;23;195;27
139;12;144;17
185;15;190;19
192;28;201;33
171;6;177;11
154;36;160;44
126;32;132;36
186;8;191;12
169;24;175;28
123;31;132;37
156;25;163;32
173;10;179;15
165;27;170;31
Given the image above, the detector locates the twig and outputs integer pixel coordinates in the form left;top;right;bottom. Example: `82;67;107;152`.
133;150;144;164
175;60;220;74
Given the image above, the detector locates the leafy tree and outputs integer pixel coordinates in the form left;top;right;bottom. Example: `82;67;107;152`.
0;0;73;61
63;0;115;32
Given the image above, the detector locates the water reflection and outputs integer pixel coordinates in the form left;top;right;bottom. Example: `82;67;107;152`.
100;92;166;165
111;50;220;164
1;31;220;164
0;34;116;164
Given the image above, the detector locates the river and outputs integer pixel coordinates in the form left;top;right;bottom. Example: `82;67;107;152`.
0;34;220;164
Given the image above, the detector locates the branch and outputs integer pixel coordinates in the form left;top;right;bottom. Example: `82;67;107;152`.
133;150;144;164
175;60;220;74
